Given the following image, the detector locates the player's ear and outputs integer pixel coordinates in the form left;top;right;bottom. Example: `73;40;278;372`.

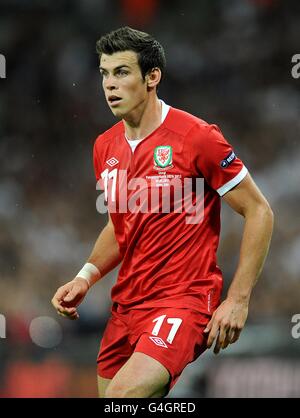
146;67;161;89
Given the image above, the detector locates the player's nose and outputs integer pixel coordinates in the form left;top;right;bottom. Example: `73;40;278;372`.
106;84;118;92
104;75;118;91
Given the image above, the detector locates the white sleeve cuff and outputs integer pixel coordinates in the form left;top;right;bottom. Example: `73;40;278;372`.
217;166;248;196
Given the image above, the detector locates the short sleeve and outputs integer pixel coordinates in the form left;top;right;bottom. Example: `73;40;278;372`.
194;124;248;196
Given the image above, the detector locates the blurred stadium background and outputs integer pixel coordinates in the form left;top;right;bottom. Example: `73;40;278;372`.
0;0;299;398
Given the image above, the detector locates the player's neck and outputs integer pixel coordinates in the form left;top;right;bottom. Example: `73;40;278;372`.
123;96;162;141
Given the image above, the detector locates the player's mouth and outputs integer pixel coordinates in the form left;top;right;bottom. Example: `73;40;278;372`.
108;95;122;107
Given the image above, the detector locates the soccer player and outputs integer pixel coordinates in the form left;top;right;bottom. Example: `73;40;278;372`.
51;27;274;398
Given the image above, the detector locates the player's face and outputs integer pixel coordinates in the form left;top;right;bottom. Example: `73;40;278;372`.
100;51;148;119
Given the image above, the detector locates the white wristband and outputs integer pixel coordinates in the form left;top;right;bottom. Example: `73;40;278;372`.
75;263;101;288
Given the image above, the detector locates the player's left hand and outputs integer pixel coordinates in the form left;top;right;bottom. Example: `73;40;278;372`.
204;298;249;354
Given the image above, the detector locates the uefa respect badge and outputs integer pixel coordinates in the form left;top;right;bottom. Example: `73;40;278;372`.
154;146;173;170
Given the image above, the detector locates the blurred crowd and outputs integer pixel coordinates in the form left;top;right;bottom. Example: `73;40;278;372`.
0;0;300;397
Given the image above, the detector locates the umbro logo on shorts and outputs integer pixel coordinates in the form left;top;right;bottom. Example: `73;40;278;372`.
149;336;168;348
106;157;119;167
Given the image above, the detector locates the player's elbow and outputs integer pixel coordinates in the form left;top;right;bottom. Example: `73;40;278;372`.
260;198;273;219
263;200;274;229
242;194;273;221
252;199;274;229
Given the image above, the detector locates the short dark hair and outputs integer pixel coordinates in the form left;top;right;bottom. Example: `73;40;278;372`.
96;26;166;83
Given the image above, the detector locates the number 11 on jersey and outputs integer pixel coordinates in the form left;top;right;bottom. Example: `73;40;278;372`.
101;168;118;202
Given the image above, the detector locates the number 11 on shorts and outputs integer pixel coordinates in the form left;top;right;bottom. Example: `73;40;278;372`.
151;315;182;344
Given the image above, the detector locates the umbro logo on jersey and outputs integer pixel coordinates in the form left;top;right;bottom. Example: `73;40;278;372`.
106;157;119;167
149;336;168;348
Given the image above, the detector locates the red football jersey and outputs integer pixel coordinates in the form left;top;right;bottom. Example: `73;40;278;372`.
93;105;248;315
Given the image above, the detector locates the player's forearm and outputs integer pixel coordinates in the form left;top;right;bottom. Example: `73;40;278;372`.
85;221;123;286
227;201;274;303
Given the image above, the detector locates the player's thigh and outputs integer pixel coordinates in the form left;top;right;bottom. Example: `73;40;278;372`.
105;352;170;398
130;307;210;393
97;375;112;398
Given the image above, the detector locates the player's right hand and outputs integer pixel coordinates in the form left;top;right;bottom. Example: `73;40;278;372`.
51;278;89;320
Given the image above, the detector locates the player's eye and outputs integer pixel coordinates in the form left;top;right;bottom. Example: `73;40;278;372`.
116;69;128;77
